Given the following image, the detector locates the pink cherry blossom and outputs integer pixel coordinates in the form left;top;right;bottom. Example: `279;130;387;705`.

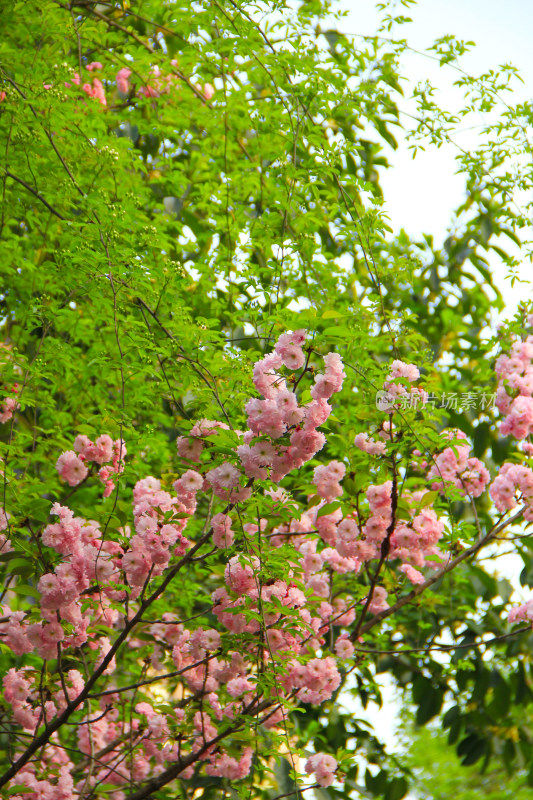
56;451;88;486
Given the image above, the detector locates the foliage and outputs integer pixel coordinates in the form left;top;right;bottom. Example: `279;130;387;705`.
398;706;530;800
0;1;533;799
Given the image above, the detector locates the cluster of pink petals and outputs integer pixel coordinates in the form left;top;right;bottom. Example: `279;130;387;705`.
211;512;234;548
383;359;426;407
116;67;132;94
427;429;490;498
399;563;425;584
313;460;346;501
206;460;251;503
490;463;533;520
334;634;355;659
0;508;10;534
495;336;533;439
1;463;198;667
281;656;341;705
305;753;338;787
312;479;446;585
16;504;121;657
0;327;351;785
54;433;126;496
176;332;345;503
5;331;505;793
205;748;253;779
5;759;74;800
177;418;229;463
238;331;344;484
64;63;107;105
0;393;18;423
82;76;106;105
41;56;217;124
3;668;86;755
118;59;215;103
127;475;193;592
354;432;386;455
508;597;533;624
55;450;88;486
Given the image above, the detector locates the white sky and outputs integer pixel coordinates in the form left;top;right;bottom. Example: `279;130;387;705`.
335;0;533;317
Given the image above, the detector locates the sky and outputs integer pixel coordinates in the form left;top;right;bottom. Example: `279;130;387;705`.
333;0;533;317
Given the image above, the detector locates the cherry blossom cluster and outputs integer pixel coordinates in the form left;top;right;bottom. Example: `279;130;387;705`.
490;462;533;521
382;359;427;407
0;392;18;424
305;753;338;787
177;330;345;491
495;335;533;439
116;62;214;101
0;470;198;663
4;334;532;798
508;597;533;624
313;460;346;501
240;330;345;483
2;332;353;795
56;433;126;496
0;716;75;800
0;345;22;424
317;479;445;592
63;61;107;105
58;59;215;109
2;504;119;659
354;431;387;455
426;429;490;498
125;475;193;592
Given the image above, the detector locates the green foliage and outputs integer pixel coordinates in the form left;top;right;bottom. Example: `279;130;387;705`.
1;0;533;798
400;708;531;799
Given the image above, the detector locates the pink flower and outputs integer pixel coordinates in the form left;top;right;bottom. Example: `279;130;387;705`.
354;432;386;455
303;398;331;430
0;395;18;423
91;77;107;106
366;481;392;514
226;676;253;697
253;351;285;398
388;360;420;382
0;509;9;533
290;429;326;459
335;636;354;659
279;344;305;370
177;435;204;462
116;67;132;94
305;753;337;787
56;451;88;486
310;353;345;400
93;434;113;464
501;396;533;440
74;434;95;460
180;469;203;492
509;598;533;623
212;513;234;549
399;563;425;584
367;586;389;614
224;555;259;595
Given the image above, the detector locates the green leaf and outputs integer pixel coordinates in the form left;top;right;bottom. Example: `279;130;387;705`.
317;502;343;518
417;490;439;508
12;583;40;600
